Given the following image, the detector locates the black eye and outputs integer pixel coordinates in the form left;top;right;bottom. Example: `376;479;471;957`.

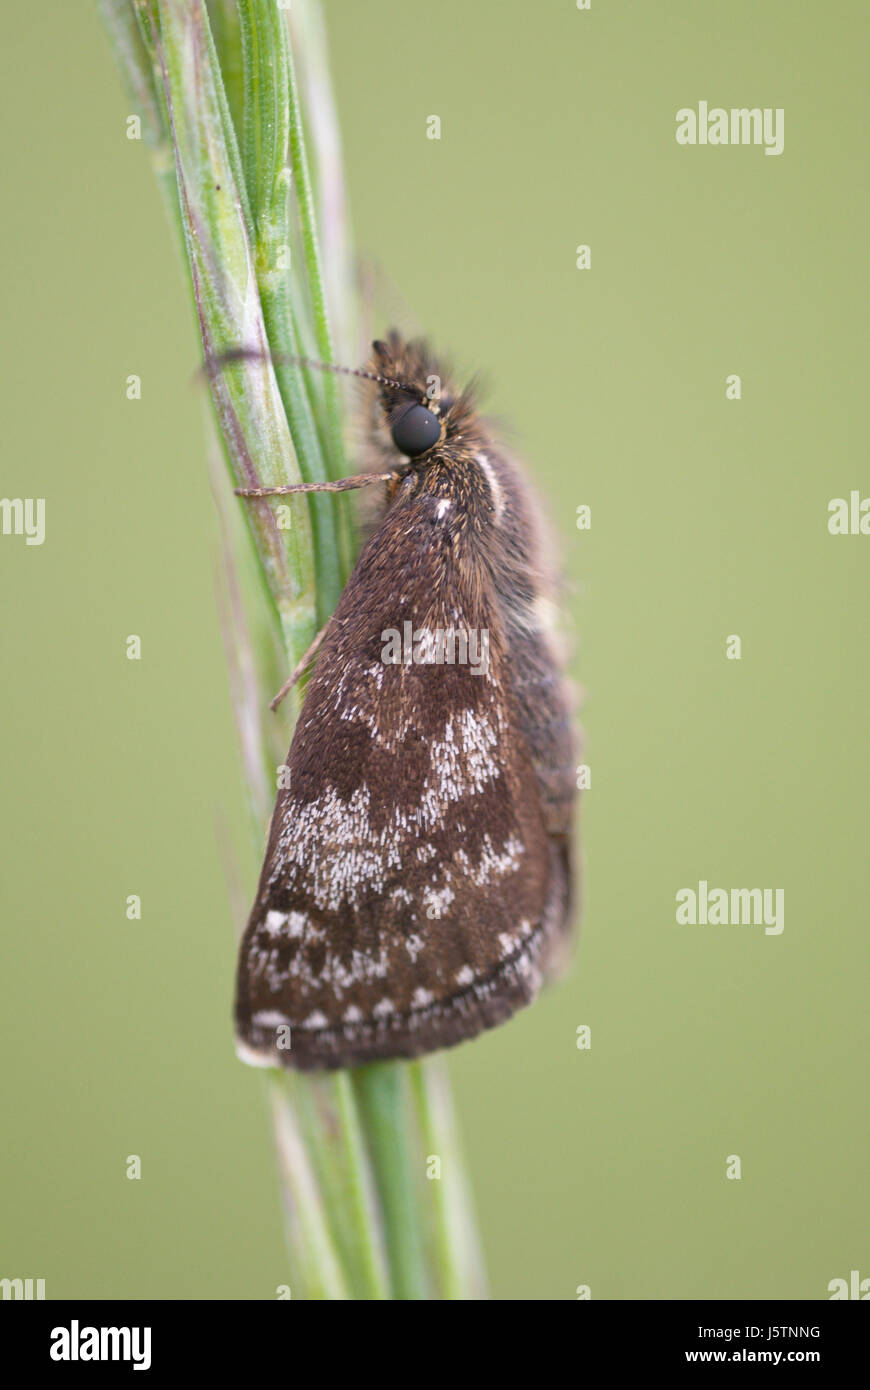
390;402;441;457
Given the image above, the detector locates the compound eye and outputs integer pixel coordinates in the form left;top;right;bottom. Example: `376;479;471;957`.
390;402;441;457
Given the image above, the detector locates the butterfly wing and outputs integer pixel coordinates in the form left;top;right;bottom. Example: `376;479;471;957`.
234;487;569;1070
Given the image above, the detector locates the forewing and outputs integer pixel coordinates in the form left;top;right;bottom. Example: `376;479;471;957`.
235;493;564;1069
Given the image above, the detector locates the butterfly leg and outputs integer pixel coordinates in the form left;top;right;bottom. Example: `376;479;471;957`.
269;619;332;712
234;471;395;498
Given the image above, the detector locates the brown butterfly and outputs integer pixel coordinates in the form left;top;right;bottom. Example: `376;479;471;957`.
229;332;578;1070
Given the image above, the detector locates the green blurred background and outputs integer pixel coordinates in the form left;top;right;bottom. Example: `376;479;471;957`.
2;1;868;1300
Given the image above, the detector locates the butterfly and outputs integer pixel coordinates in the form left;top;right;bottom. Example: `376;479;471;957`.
231;332;578;1070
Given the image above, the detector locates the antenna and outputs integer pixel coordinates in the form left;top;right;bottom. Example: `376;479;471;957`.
202;346;417;396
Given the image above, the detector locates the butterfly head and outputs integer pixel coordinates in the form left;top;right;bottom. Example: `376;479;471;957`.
370;333;471;461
